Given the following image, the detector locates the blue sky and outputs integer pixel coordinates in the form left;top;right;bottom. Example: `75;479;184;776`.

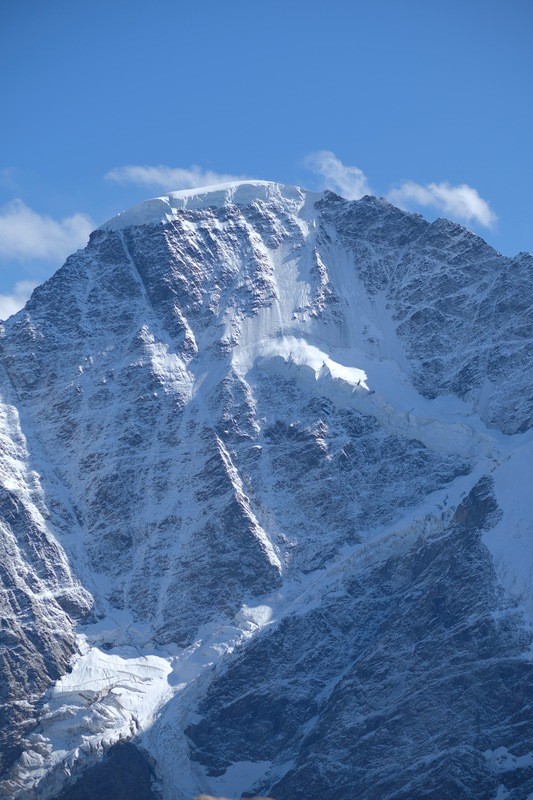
0;0;531;316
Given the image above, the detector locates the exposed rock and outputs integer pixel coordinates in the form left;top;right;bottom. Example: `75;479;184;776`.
0;182;531;799
51;742;158;800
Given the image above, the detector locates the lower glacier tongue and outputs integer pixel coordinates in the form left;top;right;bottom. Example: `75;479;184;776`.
0;639;174;799
0;602;278;799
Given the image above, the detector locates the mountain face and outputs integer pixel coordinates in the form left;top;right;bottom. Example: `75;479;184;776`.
0;180;532;800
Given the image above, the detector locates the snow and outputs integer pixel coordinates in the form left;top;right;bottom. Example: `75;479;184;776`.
254;336;503;461
1;639;172;798
2;178;533;799
258;336;369;390
83;184;533;796
101;180;317;230
235;604;273;631
2;600;280;799
206;760;272;796
494;788;511;800
484;438;533;634
485;746;533;773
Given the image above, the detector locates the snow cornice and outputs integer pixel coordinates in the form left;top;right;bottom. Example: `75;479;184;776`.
100;180;321;231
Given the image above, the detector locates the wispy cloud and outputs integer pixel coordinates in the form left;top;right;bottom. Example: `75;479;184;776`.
0;280;38;320
387;180;497;229
0;200;94;261
0;167;18;191
105;164;247;191
304;150;372;200
304;151;496;229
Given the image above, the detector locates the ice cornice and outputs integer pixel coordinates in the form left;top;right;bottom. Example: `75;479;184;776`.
100;180;322;231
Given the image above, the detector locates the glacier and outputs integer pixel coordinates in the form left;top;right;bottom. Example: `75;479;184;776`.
0;181;532;799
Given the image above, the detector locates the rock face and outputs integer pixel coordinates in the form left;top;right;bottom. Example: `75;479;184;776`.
0;181;532;799
52;742;158;800
0;365;92;776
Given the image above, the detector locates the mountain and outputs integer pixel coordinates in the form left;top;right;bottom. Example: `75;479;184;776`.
0;180;532;800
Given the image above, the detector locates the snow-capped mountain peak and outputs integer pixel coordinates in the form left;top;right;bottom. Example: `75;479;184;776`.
100;179;320;231
1;183;532;800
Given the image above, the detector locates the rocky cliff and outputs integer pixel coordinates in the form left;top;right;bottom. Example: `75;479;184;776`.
0;181;532;799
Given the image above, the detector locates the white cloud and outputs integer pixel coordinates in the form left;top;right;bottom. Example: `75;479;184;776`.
304;151;496;229
0;167;18;190
0;200;94;261
387;180;497;229
0;280;38;320
304;150;372;200
105;164;247;191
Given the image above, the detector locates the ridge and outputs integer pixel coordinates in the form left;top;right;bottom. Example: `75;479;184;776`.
99;180;322;231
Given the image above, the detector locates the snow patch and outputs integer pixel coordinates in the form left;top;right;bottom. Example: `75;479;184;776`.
206;760;272;796
485;439;533;631
235;604;273;631
485;746;533;773
258;336;369;389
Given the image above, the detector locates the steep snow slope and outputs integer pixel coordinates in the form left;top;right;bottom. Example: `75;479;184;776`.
0;182;532;799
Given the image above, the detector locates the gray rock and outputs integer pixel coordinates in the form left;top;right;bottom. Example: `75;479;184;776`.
0;182;530;799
